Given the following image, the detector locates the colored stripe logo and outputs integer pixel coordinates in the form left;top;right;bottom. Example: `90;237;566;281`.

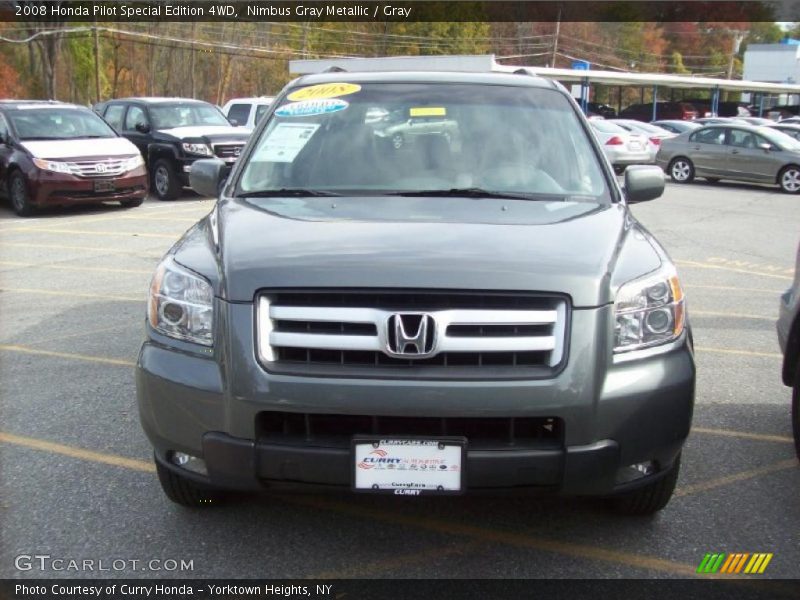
697;553;773;574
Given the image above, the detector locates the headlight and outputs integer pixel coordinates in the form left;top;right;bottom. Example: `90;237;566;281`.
182;142;213;157
614;265;685;353
122;154;145;171
32;158;75;174
148;257;213;346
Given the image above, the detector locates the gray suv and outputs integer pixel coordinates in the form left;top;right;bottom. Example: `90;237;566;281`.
777;242;800;460
137;71;696;515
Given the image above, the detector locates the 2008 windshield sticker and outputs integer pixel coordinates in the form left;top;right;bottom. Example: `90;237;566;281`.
287;82;361;101
275;99;349;118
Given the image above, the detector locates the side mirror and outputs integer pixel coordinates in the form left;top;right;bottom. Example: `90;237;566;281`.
190;158;227;198
229;118;239;127
624;165;665;203
758;142;775;152
135;122;151;134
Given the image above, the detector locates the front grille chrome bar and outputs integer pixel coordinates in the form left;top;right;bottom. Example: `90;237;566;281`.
259;296;566;367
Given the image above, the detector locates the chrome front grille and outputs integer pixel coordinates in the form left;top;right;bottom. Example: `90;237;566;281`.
257;291;569;379
71;158;130;178
213;143;244;160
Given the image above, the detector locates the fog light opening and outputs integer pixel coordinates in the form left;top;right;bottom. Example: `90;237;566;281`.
169;451;208;475
616;460;657;484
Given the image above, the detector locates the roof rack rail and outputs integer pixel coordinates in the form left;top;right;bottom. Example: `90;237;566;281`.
513;68;532;76
323;66;347;73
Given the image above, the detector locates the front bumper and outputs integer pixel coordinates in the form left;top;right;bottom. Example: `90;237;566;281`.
30;168;148;207
137;303;695;496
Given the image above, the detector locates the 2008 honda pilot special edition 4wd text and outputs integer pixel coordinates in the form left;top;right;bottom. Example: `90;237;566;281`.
137;71;696;515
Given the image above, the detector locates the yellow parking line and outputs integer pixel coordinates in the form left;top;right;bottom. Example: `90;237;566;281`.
288;495;699;577
674;459;797;498
0;260;152;274
692;427;794;444
684;284;784;295
691;310;774;321
3;228;178;239
0;287;141;302
0;344;136;367
675;260;792;281
0;432;154;473
24;324;138;346
0;242;163;258
1;430;793;577
695;346;782;359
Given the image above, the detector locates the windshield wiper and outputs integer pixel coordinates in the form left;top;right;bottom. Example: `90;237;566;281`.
384;187;562;201
237;188;342;198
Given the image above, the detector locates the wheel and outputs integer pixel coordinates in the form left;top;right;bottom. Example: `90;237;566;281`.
793;365;800;461
705;177;720;183
392;133;404;149
668;157;694;183
120;198;144;208
152;159;181;201
155;459;223;507
778;165;800;194
608;455;681;516
8;170;34;216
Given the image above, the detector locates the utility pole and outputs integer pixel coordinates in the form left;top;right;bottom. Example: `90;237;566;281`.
190;22;196;98
725;29;747;101
550;5;561;68
93;20;101;103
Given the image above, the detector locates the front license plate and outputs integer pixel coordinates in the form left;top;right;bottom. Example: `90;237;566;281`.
94;180;115;193
353;437;466;495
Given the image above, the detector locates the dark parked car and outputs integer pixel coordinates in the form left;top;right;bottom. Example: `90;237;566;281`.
684;99;750;118
0;100;147;216
574;99;617;118
777;241;800;460
619;102;698;122
137;71;695;515
95;97;250;200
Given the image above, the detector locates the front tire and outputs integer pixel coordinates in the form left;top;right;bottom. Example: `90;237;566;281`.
608;456;681;516
155;459;223;507
778;165;800;194
668;157;694;183
8;170;34;216
152;159;181;201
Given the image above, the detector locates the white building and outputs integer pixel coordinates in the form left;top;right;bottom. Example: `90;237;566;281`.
743;42;800;104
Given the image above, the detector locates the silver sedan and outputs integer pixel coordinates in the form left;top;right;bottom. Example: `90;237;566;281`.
655;123;800;193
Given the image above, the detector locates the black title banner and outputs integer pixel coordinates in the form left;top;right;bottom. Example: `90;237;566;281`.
3;579;800;600
0;0;796;22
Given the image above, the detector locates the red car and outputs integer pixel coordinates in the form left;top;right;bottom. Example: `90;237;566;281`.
0;100;148;216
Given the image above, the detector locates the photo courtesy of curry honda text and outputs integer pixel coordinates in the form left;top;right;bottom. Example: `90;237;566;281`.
136;71;695;515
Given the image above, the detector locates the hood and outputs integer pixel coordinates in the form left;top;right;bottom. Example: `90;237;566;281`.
172;196;665;309
156;125;250;142
21;137;139;159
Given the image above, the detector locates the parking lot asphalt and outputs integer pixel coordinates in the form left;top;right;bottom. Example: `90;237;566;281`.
0;180;798;580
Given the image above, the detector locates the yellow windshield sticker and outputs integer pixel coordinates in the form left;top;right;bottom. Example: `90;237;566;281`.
287;83;361;102
409;107;446;117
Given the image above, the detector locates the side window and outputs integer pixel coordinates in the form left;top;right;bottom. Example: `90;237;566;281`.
255;104;271;125
226;104;250;125
125;105;147;131
0;114;8;141
104;104;125;131
752;134;772;148
691;128;725;145
729;129;755;148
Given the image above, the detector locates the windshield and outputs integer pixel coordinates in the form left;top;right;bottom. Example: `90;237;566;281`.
758;127;800;151
9;107;117;141
150;104;229;129
238;82;611;202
